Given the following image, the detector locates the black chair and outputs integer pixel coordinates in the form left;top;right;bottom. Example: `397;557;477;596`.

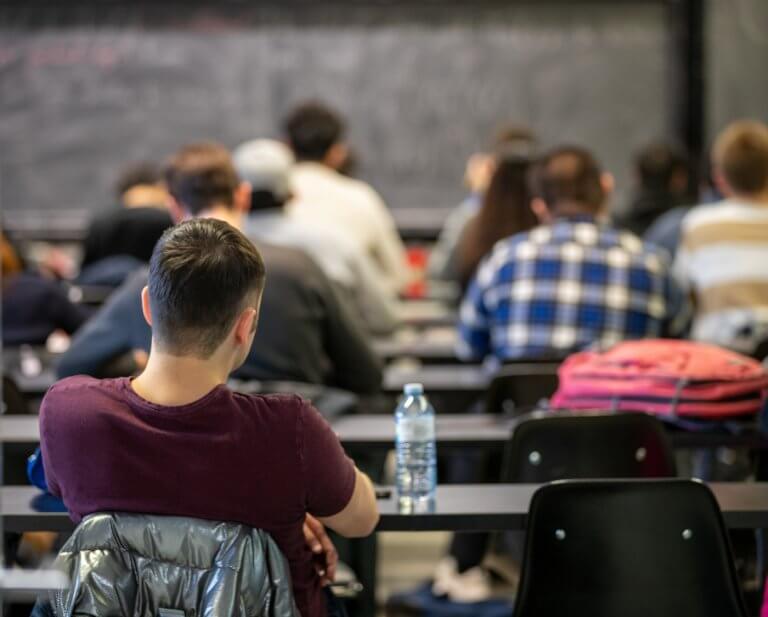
503;411;677;482
485;364;560;415
515;479;749;617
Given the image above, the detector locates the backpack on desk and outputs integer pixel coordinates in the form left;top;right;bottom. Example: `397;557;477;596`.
551;340;768;420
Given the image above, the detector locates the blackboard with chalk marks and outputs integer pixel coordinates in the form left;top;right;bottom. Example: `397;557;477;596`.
0;2;673;215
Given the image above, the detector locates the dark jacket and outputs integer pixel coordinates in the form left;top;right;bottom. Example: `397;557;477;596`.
57;243;383;394
616;189;684;238
43;512;298;617
81;206;173;267
2;273;89;346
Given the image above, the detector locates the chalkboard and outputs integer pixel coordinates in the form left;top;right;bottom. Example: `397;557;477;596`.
707;0;768;140
0;2;673;216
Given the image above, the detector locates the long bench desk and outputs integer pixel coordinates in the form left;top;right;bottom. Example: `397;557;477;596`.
7;362;499;398
4;413;767;457
394;300;456;329
373;327;459;363
4;483;768;534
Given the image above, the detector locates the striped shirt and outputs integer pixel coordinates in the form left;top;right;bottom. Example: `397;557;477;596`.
675;199;768;353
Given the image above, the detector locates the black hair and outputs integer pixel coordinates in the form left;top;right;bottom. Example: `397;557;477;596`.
148;218;266;358
283;101;344;162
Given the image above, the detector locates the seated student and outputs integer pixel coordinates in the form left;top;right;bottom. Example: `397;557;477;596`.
79;162;173;284
458;146;689;362
284;101;408;293
613;142;690;238
675;120;768;355
453;151;538;290
233;139;398;334
1;233;88;346
58;143;382;394
428;126;536;283
40;217;379;617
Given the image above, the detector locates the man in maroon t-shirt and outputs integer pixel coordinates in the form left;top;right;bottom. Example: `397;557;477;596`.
39;146;379;617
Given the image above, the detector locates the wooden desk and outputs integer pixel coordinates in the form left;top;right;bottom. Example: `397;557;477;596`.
4;483;768;534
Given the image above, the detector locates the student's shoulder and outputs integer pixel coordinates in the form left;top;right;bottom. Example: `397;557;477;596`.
680;200;744;233
257;242;322;275
231;391;320;428
41;376;125;416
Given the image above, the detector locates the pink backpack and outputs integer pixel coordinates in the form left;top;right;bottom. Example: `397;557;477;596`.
550;340;768;419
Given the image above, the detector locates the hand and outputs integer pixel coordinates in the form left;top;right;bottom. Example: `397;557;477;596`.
464;153;496;193
303;514;338;585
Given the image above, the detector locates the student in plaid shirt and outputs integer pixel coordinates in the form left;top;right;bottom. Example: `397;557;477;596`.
458;146;689;361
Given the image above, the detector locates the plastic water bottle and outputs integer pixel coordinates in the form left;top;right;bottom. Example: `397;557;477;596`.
395;382;437;513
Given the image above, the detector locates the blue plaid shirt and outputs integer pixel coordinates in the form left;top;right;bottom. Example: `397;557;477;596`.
458;217;689;361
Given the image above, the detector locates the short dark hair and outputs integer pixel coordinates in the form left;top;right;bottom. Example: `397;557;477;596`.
163;142;240;215
283;101;344;161
148;218;266;358
115;161;162;198
713;120;768;195
635;143;688;191
491;125;536;157
530;146;604;212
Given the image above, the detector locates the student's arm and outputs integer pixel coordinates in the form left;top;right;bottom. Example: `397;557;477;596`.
319;272;383;394
456;269;492;361
662;268;693;339
365;188;409;293
56;272;150;377
318;468;378;537
301;402;379;537
348;249;399;335
45;282;90;336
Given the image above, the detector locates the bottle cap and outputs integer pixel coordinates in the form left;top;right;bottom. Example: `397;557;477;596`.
403;382;424;396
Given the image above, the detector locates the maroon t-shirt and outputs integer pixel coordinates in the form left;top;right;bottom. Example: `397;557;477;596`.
39;376;356;617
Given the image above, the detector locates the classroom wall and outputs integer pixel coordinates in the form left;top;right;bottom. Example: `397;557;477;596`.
0;2;672;217
707;0;768;149
1;1;766;221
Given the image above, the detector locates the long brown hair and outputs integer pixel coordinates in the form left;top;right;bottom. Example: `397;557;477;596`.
457;155;538;288
1;232;23;289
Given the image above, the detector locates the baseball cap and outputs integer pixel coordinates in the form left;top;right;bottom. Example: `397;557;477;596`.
232;139;294;201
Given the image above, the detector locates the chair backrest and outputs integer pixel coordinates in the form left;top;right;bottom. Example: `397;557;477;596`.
485;364;560;415
503;412;676;482
515;479;748;617
45;512;299;617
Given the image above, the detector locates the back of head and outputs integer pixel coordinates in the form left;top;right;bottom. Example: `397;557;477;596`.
115;161;162;197
283;101;344;162
148;218;266;358
458;155;537;287
232;139;294;211
530;146;604;214
164;143;240;216
115;161;167;209
635;142;689;193
713;120;768;196
492;125;537;155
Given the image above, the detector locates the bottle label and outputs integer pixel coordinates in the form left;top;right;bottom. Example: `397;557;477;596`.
396;416;436;442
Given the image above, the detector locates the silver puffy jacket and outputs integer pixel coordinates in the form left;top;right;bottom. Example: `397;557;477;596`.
46;512;300;617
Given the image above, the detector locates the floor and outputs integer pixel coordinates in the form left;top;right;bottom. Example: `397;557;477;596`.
376;531;450;613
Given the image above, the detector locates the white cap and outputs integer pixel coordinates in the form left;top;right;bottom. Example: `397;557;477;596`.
403;382;424;396
232;139;294;201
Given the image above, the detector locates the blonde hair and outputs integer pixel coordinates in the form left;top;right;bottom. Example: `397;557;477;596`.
713;120;768;195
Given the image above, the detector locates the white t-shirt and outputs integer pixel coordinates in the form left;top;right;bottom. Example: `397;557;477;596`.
288;162;408;292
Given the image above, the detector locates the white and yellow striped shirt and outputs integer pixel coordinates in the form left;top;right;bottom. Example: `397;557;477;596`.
675;199;768;353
